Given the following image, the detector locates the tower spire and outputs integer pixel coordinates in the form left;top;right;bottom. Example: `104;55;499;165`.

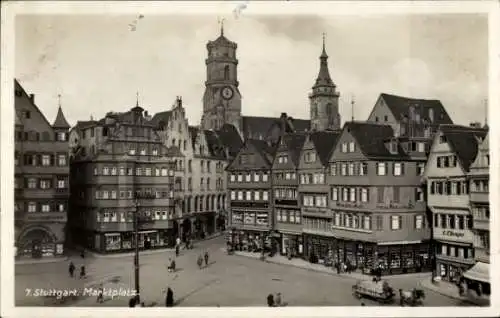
321;32;327;58
136;91;139;107
218;17;225;36
351;95;355;122
484;98;488;126
313;32;334;88
57;94;62;108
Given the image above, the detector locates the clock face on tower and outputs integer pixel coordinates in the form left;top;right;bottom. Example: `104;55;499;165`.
221;86;234;100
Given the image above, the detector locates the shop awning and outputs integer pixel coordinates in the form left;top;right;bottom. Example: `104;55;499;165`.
139;230;157;234
463;262;490;284
104;233;120;237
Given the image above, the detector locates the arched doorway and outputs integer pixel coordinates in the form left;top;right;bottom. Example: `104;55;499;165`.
17;227;57;258
181;218;192;242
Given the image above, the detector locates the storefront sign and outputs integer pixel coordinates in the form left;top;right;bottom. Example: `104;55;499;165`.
442;230;465;238
231;202;269;209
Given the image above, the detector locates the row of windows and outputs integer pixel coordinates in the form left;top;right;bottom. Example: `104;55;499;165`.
18;153;68;167
274;188;298;200
303;151;317;163
437;243;474;259
276;209;301;224
229;172;269;183
230;190;269;201
231;211;269;226
20;201;66;213
274;172;297;181
95;189;173;200
436;155;458;168
331;186;424;203
332;213;372;230
17;177;68;189
93;166;173;177
472;206;490;220
127;148;160;156
330;162;425;177
302;195;327;207
303;217;331;232
15;130;67;142
276;155;289;164
470;180;489;193
96;210;173;223
474;232;490;250
299;173;325;185
185;177;225;192
429;180;468;195
433;213;472;230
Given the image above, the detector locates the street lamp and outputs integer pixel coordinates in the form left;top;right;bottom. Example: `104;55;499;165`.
133;191;156;303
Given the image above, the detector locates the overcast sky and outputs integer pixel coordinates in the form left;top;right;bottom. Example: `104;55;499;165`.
15;13;488;127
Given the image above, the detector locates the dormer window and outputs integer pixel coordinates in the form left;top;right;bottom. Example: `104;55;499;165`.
57;132;67;141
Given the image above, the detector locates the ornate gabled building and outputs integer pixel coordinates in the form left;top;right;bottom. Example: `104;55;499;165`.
14;79;70;259
151;97;242;242
69;102;178;253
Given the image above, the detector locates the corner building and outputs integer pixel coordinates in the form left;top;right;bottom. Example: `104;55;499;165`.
424;125;487;282
14;79;70;258
69;105;177;253
328;122;432;275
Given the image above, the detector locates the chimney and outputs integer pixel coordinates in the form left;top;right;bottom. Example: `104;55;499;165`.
177;96;182;108
144;111;148;117
29;94;34;102
280;112;287;118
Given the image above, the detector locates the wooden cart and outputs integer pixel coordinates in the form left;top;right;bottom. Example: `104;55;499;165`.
352;280;395;304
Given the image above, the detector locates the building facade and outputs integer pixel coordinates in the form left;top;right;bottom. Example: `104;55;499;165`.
272;133;306;257
463;132;490;297
424;125;487;282
69;104;178;253
151;96;240;242
328;122;431;275
299;130;341;262
14;79;70;258
226;139;275;250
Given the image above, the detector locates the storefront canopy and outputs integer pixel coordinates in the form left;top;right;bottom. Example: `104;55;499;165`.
463;262;490;284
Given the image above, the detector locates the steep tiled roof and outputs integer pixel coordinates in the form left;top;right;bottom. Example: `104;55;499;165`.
283;133;307;166
52;106;71;129
380;93;453;125
150;111;172;127
345;122;407;159
242;115;310;140
216;124;243;158
309;130;341;165
440;125;488;172
74;120;97;131
249;139;277;165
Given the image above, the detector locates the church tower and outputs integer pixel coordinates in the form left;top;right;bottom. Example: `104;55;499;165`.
201;20;242;132
309;34;341;131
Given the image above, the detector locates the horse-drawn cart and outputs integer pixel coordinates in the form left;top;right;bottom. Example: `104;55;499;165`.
352;280;395;304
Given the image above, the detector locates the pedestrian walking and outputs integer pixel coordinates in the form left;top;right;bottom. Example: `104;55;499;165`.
68;261;75;278
96;284;104;303
197;254;203;269
275;292;282;307
165;287;174;307
129;297;136;307
168;258;176;272
204;251;209;266
79;265;86;279
175;245;180;257
80;249;85;259
267;293;274;307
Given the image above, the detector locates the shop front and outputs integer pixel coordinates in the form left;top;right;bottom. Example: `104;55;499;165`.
331;239;431;275
95;229;172;253
16;225;65;259
228;228;270;252
303;234;334;263
279;232;303;258
436;259;471;283
463;262;490;303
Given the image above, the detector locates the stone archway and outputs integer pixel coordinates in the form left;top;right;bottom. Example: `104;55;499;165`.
17;226;57;258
